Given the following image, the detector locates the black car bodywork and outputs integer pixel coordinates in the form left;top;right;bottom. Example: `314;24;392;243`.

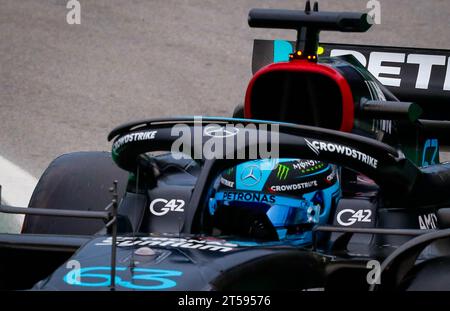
2;2;450;291
0;117;449;291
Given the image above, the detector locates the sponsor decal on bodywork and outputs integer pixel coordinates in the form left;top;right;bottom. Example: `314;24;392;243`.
305;139;378;169
337;209;373;227
96;237;238;253
254;39;450;93
418;212;438;229
113;130;157;151
149;198;185;216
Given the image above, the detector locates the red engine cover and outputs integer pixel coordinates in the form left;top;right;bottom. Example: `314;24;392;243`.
244;60;354;132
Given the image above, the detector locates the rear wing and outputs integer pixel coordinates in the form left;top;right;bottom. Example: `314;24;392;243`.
252;40;450;120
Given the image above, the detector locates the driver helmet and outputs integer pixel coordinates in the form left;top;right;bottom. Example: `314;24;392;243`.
208;158;341;245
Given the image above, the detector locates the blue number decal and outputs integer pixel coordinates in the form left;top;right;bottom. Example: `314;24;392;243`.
65;266;116;287
119;268;182;290
64;266;182;290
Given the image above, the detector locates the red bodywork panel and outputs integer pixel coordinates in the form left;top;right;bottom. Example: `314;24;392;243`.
244;60;355;133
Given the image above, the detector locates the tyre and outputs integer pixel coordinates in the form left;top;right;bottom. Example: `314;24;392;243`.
21;152;128;235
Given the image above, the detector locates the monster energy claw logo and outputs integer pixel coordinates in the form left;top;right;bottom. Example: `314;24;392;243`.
276;164;290;180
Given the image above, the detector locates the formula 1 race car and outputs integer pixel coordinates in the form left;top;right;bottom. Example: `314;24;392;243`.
1;1;450;291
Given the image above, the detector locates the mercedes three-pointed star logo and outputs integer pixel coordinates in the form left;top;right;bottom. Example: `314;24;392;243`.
204;125;239;138
240;165;262;186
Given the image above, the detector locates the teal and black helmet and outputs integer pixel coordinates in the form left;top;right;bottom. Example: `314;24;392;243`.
208;159;341;244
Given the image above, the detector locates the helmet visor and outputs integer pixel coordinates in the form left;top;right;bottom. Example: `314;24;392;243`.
209;191;321;241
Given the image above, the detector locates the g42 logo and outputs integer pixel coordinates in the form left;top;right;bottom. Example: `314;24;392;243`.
64;266;182;290
366;0;381;25
337;209;372;226
149;199;185;216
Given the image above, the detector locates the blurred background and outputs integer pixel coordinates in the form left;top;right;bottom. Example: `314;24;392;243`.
0;0;449;231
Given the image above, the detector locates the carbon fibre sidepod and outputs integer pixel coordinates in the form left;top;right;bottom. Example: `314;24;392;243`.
34;236;327;291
